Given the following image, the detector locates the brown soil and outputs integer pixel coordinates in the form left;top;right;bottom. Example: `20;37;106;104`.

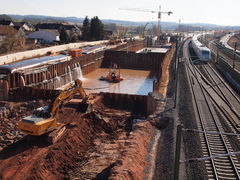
0;93;154;180
159;44;176;97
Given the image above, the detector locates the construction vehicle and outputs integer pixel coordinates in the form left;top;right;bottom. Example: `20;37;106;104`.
108;37;122;45
46;51;57;56
99;64;123;83
69;48;82;57
18;79;88;143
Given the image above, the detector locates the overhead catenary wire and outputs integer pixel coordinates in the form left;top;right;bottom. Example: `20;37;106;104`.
180;151;240;163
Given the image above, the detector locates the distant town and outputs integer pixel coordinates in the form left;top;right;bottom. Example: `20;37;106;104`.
0;13;239;56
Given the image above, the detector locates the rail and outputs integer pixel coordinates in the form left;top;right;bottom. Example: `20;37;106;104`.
183;40;240;179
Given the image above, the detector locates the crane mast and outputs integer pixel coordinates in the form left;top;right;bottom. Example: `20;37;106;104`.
119;5;172;40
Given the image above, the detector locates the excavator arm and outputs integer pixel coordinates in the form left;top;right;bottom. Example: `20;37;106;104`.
51;79;87;118
18;79;88;137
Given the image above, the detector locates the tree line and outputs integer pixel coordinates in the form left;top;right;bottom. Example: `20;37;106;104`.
59;16;104;42
81;16;104;41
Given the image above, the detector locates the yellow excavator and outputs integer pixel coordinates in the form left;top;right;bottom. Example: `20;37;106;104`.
18;79;88;143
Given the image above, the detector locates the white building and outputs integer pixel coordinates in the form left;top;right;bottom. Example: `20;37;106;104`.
27;29;60;43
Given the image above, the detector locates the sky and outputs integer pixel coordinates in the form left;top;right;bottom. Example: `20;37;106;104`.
0;0;239;26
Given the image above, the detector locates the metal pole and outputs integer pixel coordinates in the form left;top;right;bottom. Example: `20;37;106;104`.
174;124;182;180
216;45;219;63
158;5;161;40
174;39;179;108
174;40;178;79
233;42;237;69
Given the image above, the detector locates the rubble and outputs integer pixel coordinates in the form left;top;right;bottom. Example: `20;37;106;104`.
0;100;49;148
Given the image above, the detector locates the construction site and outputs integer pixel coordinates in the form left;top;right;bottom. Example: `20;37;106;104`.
0;38;176;179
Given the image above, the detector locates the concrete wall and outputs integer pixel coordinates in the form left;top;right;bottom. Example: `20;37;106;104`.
217;43;240;61
217;57;240;84
211;52;240;93
0;40;108;65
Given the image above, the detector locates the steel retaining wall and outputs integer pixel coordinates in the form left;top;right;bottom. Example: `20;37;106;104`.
113;41;144;52
2;42;144;100
101;92;157;117
6;51;104;89
102;51;166;71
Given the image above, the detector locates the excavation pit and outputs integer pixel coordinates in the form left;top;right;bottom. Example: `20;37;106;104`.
0;42;176;179
82;68;157;95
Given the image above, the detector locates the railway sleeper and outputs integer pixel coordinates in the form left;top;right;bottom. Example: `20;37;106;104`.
218;176;238;180
214;159;234;163
217;172;237;178
214;162;234;168
217;169;235;174
206;175;215;180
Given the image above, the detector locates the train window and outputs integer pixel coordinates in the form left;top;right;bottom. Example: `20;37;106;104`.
0;69;8;74
202;51;209;55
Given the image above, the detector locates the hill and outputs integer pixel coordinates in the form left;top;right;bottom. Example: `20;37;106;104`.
7;14;240;30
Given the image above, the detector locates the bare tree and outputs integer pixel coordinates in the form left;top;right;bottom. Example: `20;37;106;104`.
0;26;18;53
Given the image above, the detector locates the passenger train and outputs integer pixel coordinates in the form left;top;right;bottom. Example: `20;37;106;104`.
191;35;211;62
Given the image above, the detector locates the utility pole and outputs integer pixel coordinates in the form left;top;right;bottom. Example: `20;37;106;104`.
177;19;181;37
158;6;161;39
216;44;219;63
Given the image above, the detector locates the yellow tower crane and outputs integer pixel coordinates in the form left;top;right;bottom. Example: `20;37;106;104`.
119;6;173;39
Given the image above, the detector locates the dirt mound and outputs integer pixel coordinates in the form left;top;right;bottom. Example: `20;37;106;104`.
0;94;155;179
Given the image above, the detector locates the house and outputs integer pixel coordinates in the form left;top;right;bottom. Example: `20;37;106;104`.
13;22;35;32
27;29;60;43
36;23;81;41
0;20;14;26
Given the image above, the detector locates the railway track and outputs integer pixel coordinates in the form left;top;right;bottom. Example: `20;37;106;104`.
203;64;240;106
183;39;240;179
194;65;240;133
208;40;240;72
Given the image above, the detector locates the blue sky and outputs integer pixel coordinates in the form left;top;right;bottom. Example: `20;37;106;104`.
0;0;239;26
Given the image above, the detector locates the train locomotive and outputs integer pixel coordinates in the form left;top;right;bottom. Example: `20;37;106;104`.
191;35;211;62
